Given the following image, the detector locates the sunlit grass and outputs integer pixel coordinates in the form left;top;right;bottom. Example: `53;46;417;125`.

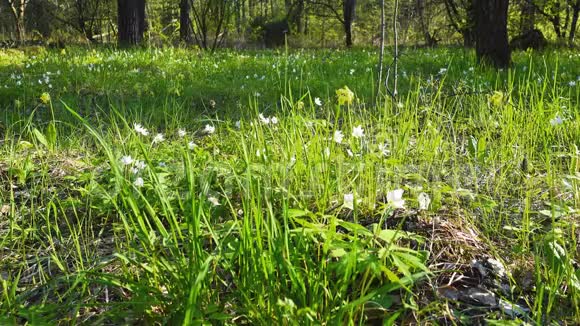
0;46;579;324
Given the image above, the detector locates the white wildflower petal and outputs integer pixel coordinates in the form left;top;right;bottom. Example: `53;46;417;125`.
120;155;134;166
259;113;271;124
133;123;149;136
152;133;165;144
188;141;197;150
134;177;144;188
178;129;187;137
135;160;146;170
378;143;390;156
550;116;563;126
314;97;323;106
271;116;279;124
352;125;364;138
204;124;215;134
208;197;220;206
418;192;431;211
333;130;344;144
343;193;354;210
387;189;405;209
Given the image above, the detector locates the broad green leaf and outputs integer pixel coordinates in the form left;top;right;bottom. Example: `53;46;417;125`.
32;128;49;148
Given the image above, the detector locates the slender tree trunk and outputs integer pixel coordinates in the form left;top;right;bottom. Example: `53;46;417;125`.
570;0;580;44
7;0;27;44
235;0;241;34
552;1;563;39
416;0;435;46
393;0;399;96
519;0;536;33
343;0;356;47
296;0;304;34
463;1;476;47
180;0;192;43
117;0;146;46
474;0;510;68
377;0;385;98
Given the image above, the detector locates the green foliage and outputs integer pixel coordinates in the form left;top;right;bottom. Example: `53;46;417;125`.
0;46;579;324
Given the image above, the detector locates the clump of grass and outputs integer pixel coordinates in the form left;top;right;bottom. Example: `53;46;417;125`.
0;46;579;324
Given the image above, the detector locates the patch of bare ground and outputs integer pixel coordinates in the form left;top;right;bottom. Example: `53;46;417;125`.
386;208;535;324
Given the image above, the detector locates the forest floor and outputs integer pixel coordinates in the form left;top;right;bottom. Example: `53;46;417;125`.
0;46;579;324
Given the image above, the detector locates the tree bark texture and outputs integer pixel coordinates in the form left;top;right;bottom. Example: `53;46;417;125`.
569;0;580;45
343;0;356;47
179;0;192;43
474;0;510;68
117;0;146;46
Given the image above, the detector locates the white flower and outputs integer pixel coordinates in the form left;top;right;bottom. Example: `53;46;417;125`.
290;156;296;163
188;141;197;150
378;143;390;156
235;120;241;129
208;196;220;206
387;189;405;209
418;192;431;210
352;125;364;138
177;129;187;138
438;68;448;75
333;130;344;144
152;133;165;144
259;113;271;124
343;193;354;210
130;167;139;174
271;116;279;125
569;80;576;87
349;69;355;75
550;116;563;126
346;149;354;157
396;102;404;109
133;123;149;136
204;124;215;134
314;97;323;106
134;177;144;187
134;160;146;170
120;155;134;166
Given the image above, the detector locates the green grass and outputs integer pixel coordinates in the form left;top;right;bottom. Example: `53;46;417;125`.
0;46;579;324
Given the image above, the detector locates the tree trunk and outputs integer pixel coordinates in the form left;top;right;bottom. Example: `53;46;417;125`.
15;19;25;44
296;0;304;34
463;1;476;47
416;0;435;46
7;0;27;44
343;0;356;47
519;0;536;33
117;0;146;46
570;0;580;45
179;0;192;43
474;0;510;68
